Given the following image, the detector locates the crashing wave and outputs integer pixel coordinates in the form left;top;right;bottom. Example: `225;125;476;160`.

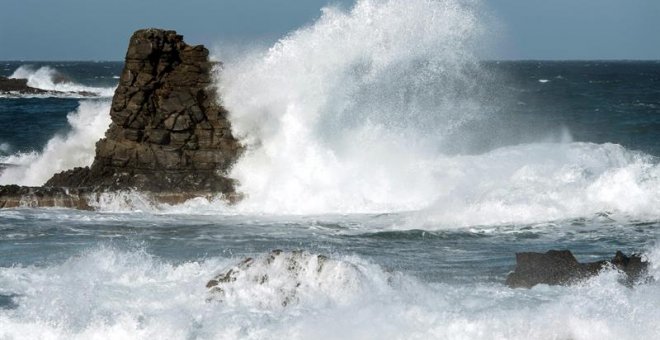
205;250;385;309
0;100;111;186
1;65;115;98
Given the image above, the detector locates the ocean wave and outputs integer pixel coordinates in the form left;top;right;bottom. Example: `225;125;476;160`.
5;65;116;98
0;246;659;339
33;0;655;229
2;0;660;231
0;100;111;186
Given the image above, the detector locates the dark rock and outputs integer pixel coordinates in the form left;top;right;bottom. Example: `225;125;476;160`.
0;76;96;97
45;28;243;196
506;250;650;288
0;76;49;95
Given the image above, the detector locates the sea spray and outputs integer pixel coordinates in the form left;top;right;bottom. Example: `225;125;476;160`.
0;100;111;186
219;0;490;214
1;245;659;339
214;0;660;225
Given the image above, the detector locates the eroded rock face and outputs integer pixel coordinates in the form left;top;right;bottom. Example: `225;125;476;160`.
506;250;649;288
46;29;242;195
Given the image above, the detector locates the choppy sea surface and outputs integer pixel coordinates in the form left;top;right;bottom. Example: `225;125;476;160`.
2;1;660;339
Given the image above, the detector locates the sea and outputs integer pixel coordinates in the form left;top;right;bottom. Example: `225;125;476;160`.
1;1;660;339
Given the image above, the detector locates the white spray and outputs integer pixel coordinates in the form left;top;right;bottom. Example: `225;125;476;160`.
219;0;487;214
0;100;111;186
210;0;660;225
8;66;116;97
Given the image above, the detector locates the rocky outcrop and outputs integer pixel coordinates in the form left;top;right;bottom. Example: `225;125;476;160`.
506;250;649;288
0;29;243;209
45;29;242;196
0;76;45;95
0;76;94;97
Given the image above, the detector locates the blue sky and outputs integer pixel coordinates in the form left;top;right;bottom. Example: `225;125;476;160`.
0;0;658;60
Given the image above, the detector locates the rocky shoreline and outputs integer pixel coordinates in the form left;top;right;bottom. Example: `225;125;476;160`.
0;28;243;208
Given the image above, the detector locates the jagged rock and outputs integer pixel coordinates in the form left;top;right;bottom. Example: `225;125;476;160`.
506;250;650;288
45;28;242;195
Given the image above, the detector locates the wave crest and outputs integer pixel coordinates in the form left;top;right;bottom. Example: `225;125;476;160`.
0;100;111;186
6;65;115;98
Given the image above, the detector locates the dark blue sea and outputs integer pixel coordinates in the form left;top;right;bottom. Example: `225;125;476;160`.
2;11;660;340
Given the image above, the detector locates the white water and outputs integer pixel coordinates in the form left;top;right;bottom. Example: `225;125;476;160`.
1;0;658;228
207;0;660;225
5;66;115;98
219;0;486;216
0;100;111;186
1;245;659;339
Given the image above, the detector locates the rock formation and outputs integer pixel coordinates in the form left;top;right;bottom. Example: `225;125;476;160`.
506;250;649;288
0;76;46;95
206;250;344;308
47;29;242;195
0;75;94;97
0;28;243;208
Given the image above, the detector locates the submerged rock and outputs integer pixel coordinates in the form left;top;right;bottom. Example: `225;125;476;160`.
505;250;649;288
206;250;364;308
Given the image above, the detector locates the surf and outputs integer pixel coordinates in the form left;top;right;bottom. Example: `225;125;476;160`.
5;65;116;98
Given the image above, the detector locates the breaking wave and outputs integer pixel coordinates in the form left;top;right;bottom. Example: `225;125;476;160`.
1;246;659;339
208;0;660;226
0;100;111;186
2;0;660;230
4;65;115;98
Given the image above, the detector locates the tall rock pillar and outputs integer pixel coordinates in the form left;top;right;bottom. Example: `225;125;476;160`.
47;29;242;195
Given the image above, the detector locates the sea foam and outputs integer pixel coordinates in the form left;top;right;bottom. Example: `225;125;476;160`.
0;245;659;340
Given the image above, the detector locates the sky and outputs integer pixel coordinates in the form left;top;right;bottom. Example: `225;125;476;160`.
0;0;658;60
